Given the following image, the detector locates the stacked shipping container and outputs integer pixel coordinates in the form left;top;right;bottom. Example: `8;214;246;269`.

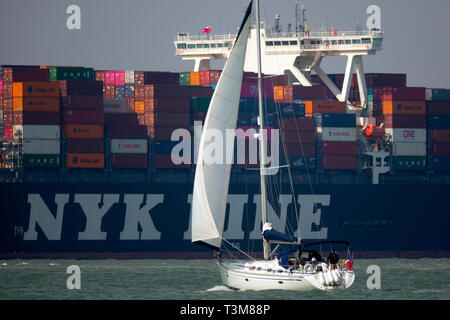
320;114;357;170
5;67;62;168
427;89;450;171
382;87;427;171
55;70;105;168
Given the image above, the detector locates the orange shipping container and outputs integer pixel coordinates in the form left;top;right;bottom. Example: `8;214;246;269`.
13;97;60;112
135;100;145;113
12;82;60;98
304;100;346;114
190;72;200;86
64;124;104;139
273;86;293;101
382;100;426;115
67;153;104;168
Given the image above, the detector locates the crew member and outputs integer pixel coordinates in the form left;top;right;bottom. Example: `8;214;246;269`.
327;249;339;270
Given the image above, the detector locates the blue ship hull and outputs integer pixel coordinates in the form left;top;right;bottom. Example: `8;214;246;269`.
0;182;449;259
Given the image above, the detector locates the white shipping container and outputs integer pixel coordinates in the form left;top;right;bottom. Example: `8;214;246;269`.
385;128;426;143
103;99;128;113
321;127;356;142
13;125;60;140
392;142;426;156
125;70;135;84
23;139;60;155
425;88;432;101
111;139;148;154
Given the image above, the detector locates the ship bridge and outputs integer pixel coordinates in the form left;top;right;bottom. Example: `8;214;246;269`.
174;25;383;109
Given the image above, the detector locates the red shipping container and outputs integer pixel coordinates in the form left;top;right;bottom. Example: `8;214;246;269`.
3;112;14;126
63;110;104;124
62;95;103;109
154;154;191;169
278;118;315;131
125;97;135;112
59;80;103;97
154;112;190;127
322;141;356;156
365;73;407;87
64;124;104;139
104;84;115;98
134;71;144;85
241;82;274;98
383;114;426;128
143;71;179;85
0;95;3;109
381;87;426;101
111;154;148;168
2;67;49;82
3;96;13;110
209;70;222;84
144;85;154;97
280;131;316;144
67;139;105;153
199;70;210;86
67;153;104;168
13;112;60;125
242;72;288;86
0;80;3;94
3;126;13;140
13;82;60;98
105;71;115;84
429;130;450;142
322;155;357;170
104;113;138;126
292;86;328;100
427;101;450;115
114;71;125;86
95;71;105;82
148;126;188;140
432;143;450;156
283;143;316;157
107;125;147;139
134;84;145;98
147;98;190;113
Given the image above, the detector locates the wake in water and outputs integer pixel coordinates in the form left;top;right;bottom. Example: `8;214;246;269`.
206;285;236;292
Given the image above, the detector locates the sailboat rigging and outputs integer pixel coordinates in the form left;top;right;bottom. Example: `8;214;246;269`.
191;0;355;291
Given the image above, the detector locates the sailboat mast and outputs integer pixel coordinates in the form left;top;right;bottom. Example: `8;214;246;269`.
255;0;270;260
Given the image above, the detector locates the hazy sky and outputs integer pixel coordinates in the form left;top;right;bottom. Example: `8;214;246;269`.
0;0;449;88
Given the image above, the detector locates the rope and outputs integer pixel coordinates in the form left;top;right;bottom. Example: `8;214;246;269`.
222;238;256;261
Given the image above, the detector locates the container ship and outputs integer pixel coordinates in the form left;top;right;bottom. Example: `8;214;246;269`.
1;20;449;259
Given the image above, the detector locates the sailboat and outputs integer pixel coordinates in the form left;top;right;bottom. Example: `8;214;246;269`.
191;0;355;291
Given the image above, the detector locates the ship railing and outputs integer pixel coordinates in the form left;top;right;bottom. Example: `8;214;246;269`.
175;33;237;41
265;29;383;39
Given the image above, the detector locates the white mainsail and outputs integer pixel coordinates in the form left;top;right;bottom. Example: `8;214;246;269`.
191;3;252;249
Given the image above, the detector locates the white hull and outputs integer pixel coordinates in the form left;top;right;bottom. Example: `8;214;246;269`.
218;260;355;291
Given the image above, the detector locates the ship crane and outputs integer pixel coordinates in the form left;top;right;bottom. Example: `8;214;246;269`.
174;8;383;112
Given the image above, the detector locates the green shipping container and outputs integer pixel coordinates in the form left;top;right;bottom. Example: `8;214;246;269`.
49;67;94;81
180;72;191;86
190;96;211;112
392;156;426;171
23;154;60;168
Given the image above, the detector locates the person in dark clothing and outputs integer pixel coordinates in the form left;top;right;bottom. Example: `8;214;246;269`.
327;250;339;270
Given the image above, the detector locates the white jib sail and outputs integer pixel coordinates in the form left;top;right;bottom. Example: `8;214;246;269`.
191;3;252;249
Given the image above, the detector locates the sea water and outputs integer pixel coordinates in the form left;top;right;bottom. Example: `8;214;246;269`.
0;258;449;300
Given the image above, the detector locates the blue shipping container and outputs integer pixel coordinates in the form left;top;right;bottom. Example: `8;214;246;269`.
427;115;450;129
431;157;450;171
153;141;186;155
321;113;356;128
430;89;450;101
